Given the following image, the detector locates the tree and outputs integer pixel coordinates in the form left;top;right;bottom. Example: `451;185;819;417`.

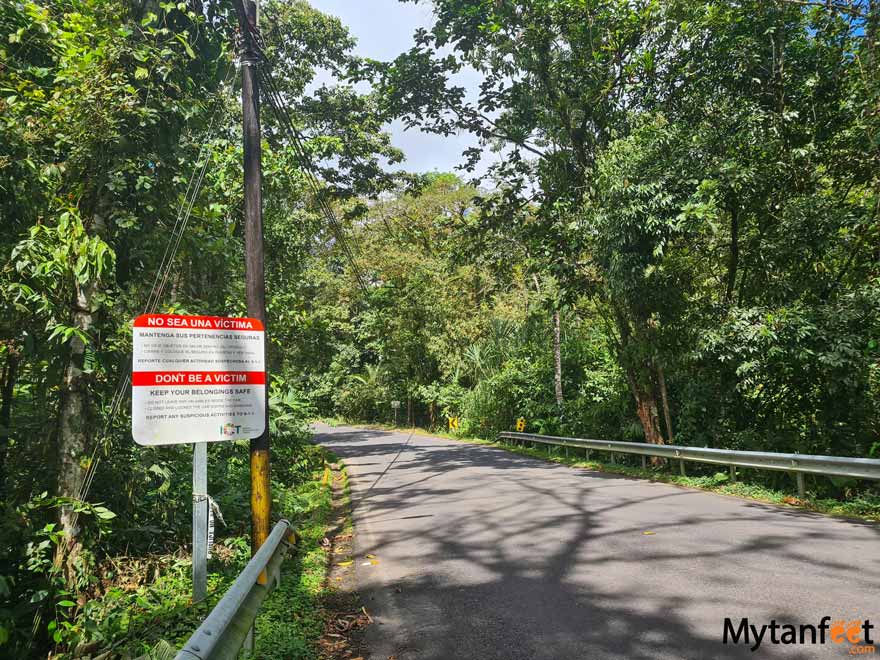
365;0;880;450
1;0;233;577
363;0;675;441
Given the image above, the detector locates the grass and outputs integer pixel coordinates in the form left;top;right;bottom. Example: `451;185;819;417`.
250;458;337;659
319;418;880;522
85;445;342;660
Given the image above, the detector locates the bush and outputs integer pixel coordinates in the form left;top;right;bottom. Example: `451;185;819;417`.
461;358;557;438
335;377;389;422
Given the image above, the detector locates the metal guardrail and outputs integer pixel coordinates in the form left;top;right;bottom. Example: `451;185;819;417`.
175;519;295;660
498;431;880;498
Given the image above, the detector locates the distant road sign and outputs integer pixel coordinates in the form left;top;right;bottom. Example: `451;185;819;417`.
132;313;266;445
391;400;401;409
448;416;459;431
516;417;526;432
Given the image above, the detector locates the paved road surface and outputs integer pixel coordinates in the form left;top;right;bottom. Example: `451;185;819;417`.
315;423;879;660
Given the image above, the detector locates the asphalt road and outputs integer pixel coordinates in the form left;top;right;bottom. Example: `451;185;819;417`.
315;423;879;660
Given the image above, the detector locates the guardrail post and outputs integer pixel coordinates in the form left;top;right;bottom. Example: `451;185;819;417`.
642;455;647;469
679;460;686;476
796;472;806;499
585;449;591;461
729;465;736;482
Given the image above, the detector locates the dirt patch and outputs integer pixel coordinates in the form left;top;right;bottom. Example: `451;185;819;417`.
318;462;373;660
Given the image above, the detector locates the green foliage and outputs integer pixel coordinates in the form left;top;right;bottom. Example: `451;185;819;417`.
1;0;879;654
0;492;119;652
0;0;399;653
252;473;334;659
0;426;329;658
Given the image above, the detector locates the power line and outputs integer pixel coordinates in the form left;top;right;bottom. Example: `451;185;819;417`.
260;68;371;295
238;13;372;296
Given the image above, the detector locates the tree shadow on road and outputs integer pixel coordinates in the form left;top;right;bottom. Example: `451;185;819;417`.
316;425;878;660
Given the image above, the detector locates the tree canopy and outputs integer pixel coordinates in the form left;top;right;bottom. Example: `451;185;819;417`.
0;0;878;656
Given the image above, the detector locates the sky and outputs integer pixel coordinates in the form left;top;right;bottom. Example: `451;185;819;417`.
307;0;491;177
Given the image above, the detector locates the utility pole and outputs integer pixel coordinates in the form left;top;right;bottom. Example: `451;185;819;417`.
236;0;271;559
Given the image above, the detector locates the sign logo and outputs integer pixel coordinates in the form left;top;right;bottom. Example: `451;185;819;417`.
220;422;242;437
723;617;875;654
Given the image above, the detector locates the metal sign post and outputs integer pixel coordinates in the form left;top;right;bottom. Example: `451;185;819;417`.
193;442;208;602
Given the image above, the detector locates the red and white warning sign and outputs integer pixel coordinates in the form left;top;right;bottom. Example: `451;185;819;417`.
132;314;266;445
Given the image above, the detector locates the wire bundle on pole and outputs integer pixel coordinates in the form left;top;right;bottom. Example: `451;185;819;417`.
239;11;372;296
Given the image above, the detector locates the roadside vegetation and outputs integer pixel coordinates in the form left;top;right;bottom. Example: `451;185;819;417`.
1;388;336;657
1;0;878;656
293;2;879;513
324;421;880;521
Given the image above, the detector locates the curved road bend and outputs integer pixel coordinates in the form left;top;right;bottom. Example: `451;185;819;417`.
314;423;879;660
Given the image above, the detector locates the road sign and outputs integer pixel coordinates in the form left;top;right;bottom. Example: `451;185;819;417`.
132;313;266;445
448;416;459;431
391;400;401;409
516;417;526;432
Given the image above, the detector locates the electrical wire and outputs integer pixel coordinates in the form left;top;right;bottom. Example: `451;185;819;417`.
240;15;372;295
260;67;371;294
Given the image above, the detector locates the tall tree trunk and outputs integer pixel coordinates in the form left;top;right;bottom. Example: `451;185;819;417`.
632;381;665;467
0;347;19;494
611;304;666;463
725;206;739;304
55;198;107;581
553;309;563;408
628;371;665;447
656;363;674;445
55;282;94;579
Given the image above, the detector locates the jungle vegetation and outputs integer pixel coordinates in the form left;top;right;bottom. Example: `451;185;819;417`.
0;0;878;656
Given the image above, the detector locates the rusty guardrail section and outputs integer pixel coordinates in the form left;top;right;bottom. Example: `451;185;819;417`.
498;431;880;498
175;519;295;660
